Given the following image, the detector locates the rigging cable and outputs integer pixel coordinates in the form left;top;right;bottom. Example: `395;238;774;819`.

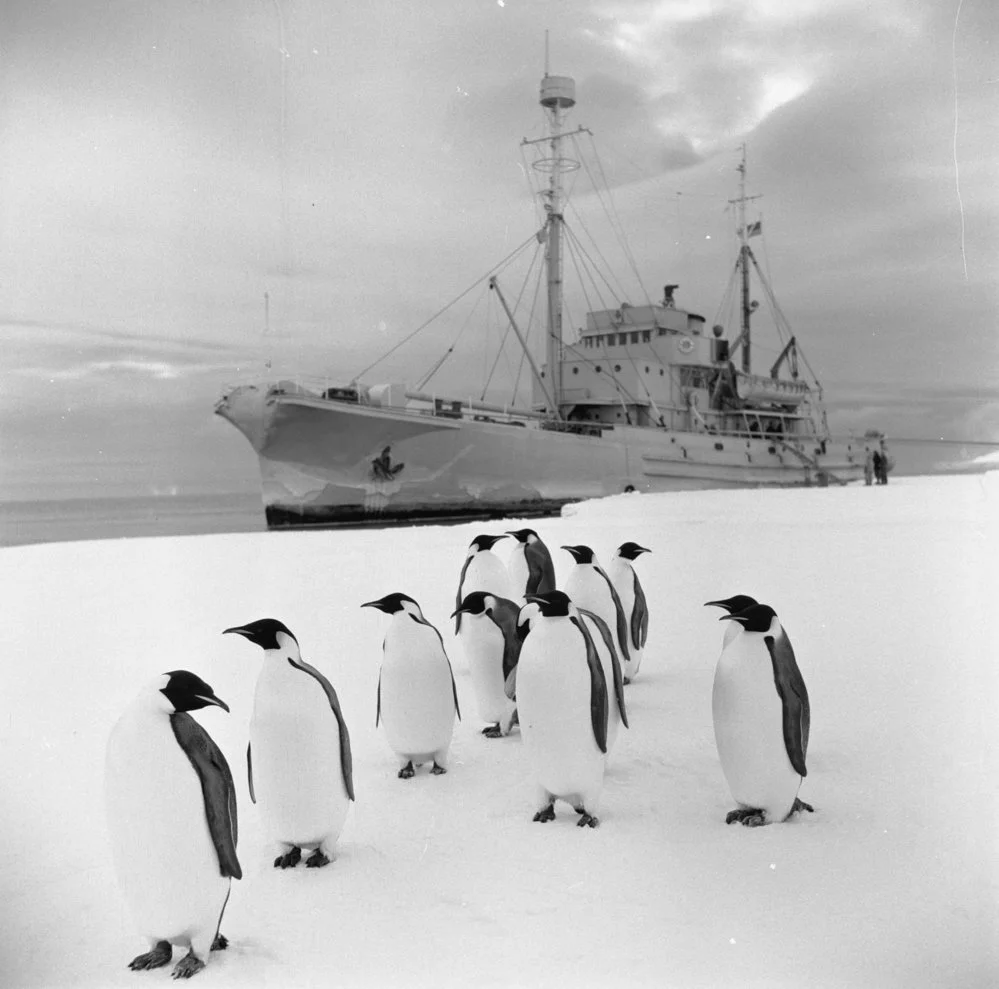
352;233;538;381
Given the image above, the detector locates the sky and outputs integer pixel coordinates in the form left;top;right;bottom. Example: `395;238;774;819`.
1;0;996;499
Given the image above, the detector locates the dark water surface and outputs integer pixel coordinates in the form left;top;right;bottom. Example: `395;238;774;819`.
0;439;991;549
0;491;265;548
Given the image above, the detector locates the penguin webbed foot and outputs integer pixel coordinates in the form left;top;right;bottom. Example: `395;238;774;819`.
575;811;599;829
129;941;172;971
274;846;302;869
398;762;416;779
210;934;228;952
726;807;767;827
430;762;447;775
790;798;814;817
532;804;556;823
306;849;331;868
481;724;502;738
171;951;206;980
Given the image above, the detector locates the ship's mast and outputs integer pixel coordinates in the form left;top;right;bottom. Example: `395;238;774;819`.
730;145;761;374
519;38;583;418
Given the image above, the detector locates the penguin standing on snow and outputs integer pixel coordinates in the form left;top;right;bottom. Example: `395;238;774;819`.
606;542;651;682
455;534;511;633
562;544;632;684
105;671;240;979
452;590;522;737
362;593;460;778
223;619;354;869
516;590;609;828
506;528;556;603
710;602;813;826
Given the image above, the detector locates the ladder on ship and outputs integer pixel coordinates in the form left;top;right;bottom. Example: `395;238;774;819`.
777;440;848;486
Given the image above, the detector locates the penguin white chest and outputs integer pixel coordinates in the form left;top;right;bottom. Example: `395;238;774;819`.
607;561;636;623
251;661;348;846
517;621;604;805
459;616;512;724
105;710;228;943
564;568;611;622
380;622;456;760
463;554;511;599
712;635;801;820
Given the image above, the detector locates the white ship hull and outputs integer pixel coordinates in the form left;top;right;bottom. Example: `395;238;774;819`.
216;384;867;528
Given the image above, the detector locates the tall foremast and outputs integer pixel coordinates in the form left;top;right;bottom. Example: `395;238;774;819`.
729;145;761;374
522;70;583;417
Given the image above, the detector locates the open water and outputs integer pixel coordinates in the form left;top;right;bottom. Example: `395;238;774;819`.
0;439;991;549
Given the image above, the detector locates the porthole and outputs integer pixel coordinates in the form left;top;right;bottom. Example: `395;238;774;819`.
594;365;602;373
614;364;622;372
572;366;579;374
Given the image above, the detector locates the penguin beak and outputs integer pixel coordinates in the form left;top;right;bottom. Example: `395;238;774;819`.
196;693;231;713
449;607;467;619
222;625;252;639
704;600;726;610
360;600;384;612
717;614;746;625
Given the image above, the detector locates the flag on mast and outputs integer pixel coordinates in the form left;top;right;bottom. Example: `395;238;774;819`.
746;220;762;237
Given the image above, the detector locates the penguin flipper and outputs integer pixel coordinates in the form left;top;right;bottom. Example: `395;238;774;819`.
570;615;609;754
247;742;255;804
376;670;382;727
525;542;556;597
578;608;628;729
455;556;473;633
415;616;462;720
595;565;631;665
632;572;649;651
490;597;525;682
764;634;809;778
289;657;355;802
447;657;461;721
170;712;242;880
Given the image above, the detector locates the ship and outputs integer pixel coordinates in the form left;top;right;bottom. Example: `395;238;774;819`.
216;68;885;529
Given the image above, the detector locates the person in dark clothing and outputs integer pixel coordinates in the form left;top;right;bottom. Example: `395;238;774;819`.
876;447;889;485
871;450;883;485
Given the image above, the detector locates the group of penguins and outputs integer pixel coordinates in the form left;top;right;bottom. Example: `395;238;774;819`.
104;527;812;979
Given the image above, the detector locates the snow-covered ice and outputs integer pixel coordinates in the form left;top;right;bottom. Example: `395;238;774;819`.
1;474;996;988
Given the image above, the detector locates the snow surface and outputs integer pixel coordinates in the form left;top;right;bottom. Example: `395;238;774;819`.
1;474;997;988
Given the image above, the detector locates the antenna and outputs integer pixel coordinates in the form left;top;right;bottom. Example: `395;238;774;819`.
544;30;549;76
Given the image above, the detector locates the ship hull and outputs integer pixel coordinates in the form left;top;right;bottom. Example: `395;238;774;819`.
217;385;867;528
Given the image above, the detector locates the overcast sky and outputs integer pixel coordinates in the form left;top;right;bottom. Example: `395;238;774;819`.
1;0;996;499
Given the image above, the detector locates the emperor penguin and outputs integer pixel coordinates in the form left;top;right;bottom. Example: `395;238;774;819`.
105;670;240;979
516;590;609;827
452;590;522;737
455;534;511;633
711;602;813;826
704;594;759;648
606;542;651;682
362;593;460;778
561;544;633;683
223;619;354;869
506;528;556;603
